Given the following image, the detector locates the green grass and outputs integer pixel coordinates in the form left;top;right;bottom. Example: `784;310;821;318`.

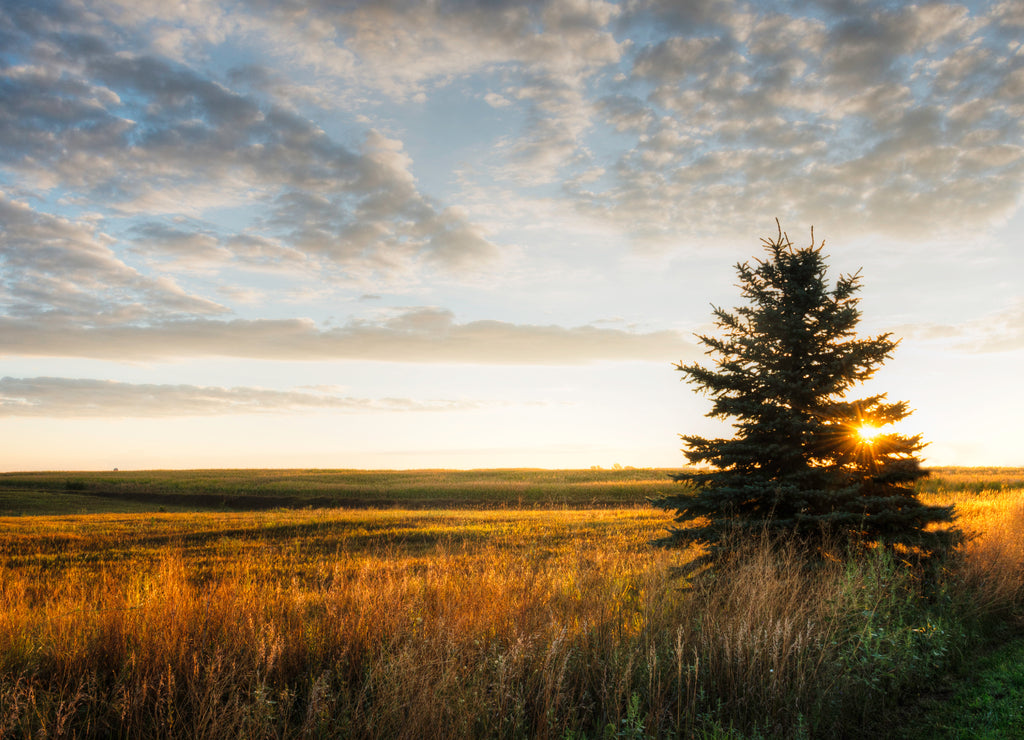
899;635;1024;739
0;467;679;513
0;489;197;516
3;466;1018;515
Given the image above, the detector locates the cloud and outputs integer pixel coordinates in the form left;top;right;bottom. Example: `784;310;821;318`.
0;377;489;417
3;0;1023;335
236;0;624;96
897;299;1024;354
500;75;598;184
130;222;233;263
484;92;512;108
0;192;226;321
93;0;625;185
274;0;626;184
0;308;694;365
0;4;501;278
581;1;1024;244
265;130;498;272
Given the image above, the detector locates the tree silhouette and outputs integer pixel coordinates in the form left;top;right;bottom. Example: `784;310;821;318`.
654;222;958;565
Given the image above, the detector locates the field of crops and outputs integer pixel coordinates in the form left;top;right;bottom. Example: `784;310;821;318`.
2;466;1019;515
0;467;677;514
1;468;1022;738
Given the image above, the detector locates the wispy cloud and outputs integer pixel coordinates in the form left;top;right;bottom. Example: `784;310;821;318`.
0;307;691;364
0;377;488;417
895;299;1024;354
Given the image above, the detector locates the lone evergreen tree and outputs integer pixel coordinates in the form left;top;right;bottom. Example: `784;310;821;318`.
655;222;958;564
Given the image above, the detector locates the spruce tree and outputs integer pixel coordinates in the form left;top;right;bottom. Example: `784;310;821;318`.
654;223;958;564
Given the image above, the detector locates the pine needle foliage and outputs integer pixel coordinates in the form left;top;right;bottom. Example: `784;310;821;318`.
654;222;959;565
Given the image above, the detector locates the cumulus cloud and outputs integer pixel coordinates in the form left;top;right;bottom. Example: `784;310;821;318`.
97;0;624;185
7;0;1020;261
583;0;1024;242
238;0;624;96
0;3;501;280
484;92;512;108
0;192;226;321
2;0;1022;377
0;308;693;364
0;377;488;417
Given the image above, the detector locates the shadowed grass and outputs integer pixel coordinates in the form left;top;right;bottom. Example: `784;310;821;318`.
0;468;679;513
2;467;1017;515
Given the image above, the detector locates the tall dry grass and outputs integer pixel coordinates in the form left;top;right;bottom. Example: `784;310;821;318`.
1;493;1022;739
926;489;1024;624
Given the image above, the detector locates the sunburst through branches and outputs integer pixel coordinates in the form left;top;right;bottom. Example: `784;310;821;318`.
856;423;882;444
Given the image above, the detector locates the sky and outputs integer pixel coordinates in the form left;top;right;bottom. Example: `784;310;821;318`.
0;0;1022;471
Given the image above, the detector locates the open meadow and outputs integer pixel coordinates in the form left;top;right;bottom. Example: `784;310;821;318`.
0;467;678;515
1;468;1022;738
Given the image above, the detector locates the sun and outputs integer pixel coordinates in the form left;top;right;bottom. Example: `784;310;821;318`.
856;424;882;443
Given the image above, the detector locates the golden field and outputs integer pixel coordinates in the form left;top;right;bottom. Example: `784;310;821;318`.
1;469;1022;738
